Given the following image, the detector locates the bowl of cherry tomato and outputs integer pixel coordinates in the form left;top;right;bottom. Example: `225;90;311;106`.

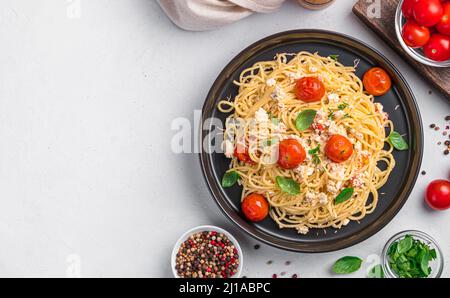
396;0;450;67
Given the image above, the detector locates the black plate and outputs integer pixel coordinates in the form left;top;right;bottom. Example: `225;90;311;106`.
199;30;423;252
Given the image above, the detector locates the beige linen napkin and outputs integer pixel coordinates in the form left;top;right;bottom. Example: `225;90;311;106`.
157;0;285;31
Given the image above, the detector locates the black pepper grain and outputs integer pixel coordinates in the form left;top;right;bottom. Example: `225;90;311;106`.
421;170;427;176
430;124;436;129
254;244;260;250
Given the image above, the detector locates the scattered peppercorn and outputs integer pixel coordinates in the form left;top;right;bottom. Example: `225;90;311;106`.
446;116;450;121
421;171;427;176
435;126;440;131
253;244;260;250
291;274;298;278
430;124;436;129
445;141;450;146
444;132;448;136
285;261;291;266
280;271;286;276
445;150;449;155
266;260;273;265
175;231;239;278
272;274;277;278
438;142;442;145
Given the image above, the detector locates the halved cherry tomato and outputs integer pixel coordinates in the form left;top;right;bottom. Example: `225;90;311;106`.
402;20;431;47
425;179;450;210
242;193;269;222
413;0;444;27
277;139;306;169
325;135;354;163
402;0;420;19
436;3;450;36
363;67;392;96
234;144;255;165
295;77;325;102
423;33;450;61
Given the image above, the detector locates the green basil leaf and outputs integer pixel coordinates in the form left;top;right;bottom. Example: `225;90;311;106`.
332;256;362;274
308;145;320;155
389;131;409;151
335;188;354;204
295;110;317;132
397;235;413;254
368;264;385;278
276;176;300;195
221;171;240;188
329;54;339;61
420;250;430;276
338;102;348;110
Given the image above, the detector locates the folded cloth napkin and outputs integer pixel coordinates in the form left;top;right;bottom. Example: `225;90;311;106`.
157;0;285;31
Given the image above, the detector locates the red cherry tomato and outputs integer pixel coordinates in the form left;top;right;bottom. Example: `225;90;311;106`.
425;179;450;210
436;3;450;36
363;67;392;96
241;193;269;222
413;0;444;27
234;144;255;165
402;0;420;19
277;139;306;169
402;20;431;47
423;34;450;61
295;77;326;102
325;135;354;163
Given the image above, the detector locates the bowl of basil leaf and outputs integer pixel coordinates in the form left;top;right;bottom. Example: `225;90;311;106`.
382;230;444;278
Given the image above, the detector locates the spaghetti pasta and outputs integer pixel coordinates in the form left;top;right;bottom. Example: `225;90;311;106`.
218;51;396;234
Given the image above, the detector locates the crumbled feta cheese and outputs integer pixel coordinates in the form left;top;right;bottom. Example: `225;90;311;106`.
334;110;345;119
309;66;318;73
295;165;315;178
288;71;302;82
329;163;346;180
351;173;365;188
355;141;362;151
255;108;269;123
224;140;234;158
326;181;339;194
328;93;340;103
266;78;276;87
342;219;350;226
305;191;316;202
297;226;309;235
328;122;347;137
318;192;328;205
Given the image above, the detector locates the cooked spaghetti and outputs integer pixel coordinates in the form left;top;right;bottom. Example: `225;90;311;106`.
218;51;396;234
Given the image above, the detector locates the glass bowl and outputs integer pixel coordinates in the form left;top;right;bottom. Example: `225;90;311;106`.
382;230;444;278
395;0;450;68
171;225;243;278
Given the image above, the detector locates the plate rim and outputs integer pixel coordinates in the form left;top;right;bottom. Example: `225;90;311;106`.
199;29;423;253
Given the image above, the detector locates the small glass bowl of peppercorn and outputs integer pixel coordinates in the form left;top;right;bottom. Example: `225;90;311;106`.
171;225;243;278
382;230;444;278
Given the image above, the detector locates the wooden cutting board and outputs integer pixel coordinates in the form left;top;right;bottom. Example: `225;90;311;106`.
353;0;450;100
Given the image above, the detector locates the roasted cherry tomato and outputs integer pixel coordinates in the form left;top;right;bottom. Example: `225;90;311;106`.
413;0;444;27
436;3;450;36
234;144;255;165
277;139;306;169
402;0;420;19
241;193;269;222
423;33;450;61
363;67;392;96
425;179;450;210
325;135;354;163
402;20;431;47
295;77;326;102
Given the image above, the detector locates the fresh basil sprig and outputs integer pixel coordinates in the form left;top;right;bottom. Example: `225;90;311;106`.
221;171;240;188
332;256;363;274
276;176;300;195
295;110;317;132
308;145;321;165
388;131;409;151
335;188;354;204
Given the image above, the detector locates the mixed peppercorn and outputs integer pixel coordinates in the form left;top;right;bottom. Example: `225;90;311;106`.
175;231;239;278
